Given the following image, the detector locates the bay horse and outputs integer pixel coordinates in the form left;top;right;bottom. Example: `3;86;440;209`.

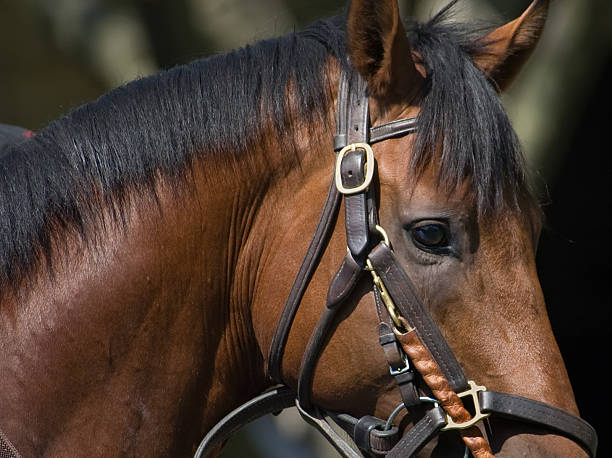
0;0;597;456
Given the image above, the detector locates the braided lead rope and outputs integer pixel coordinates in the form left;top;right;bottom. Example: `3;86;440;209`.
395;322;494;458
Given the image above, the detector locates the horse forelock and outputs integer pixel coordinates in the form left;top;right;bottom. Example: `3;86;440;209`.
406;2;534;216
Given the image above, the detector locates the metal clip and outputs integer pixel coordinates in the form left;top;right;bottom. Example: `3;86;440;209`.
441;381;490;431
374;225;390;247
366;259;411;334
335;143;375;194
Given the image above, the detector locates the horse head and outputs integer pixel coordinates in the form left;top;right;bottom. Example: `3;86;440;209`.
251;0;594;456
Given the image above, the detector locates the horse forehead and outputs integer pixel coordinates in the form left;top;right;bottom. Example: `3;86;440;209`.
378;153;474;209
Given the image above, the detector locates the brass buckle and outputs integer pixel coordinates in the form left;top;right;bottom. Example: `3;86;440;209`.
335;143;375;194
366;258;411;334
441;381;490;431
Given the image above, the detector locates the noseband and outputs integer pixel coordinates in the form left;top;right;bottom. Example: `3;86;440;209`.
195;65;598;457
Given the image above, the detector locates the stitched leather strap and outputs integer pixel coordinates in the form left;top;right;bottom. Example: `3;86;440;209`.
386;406;447;458
341;148;370;260
267;173;342;383
333;69;417;151
479;391;598;457
368;243;469;392
369;118;418;144
338;68;371;263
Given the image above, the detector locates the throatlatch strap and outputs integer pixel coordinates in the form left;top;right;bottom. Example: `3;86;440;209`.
194;387;296;458
297;65;372;409
297;253;363;411
267;172;342;383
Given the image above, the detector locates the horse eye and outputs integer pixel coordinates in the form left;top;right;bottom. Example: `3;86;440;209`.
411;223;449;248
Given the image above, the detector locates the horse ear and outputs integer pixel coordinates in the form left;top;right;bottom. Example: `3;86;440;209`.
347;0;423;98
474;0;550;91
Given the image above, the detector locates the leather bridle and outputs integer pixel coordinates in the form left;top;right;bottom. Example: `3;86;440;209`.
198;63;599;457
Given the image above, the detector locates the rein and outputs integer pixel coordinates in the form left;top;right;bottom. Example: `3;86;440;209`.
195;64;598;457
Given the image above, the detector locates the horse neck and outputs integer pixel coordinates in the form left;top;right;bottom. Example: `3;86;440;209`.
0;148;306;455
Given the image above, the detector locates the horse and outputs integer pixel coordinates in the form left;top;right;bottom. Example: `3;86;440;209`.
0;0;598;456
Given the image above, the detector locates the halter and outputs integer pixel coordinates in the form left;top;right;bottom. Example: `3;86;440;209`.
196;65;598;457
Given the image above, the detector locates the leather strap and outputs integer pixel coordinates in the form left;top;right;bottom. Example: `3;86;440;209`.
297;253;362;411
333;67;351;152
378;322;420;408
326;253;364;308
268;172;342;383
333;69;417;151
338;69;371;263
479;391;598;457
297;66;372;409
329;412;401;456
369;118;418;144
297;306;341;411
193;387;296;458
341;149;371;261
386;406;447;458
368;243;469;392
354;416;387;454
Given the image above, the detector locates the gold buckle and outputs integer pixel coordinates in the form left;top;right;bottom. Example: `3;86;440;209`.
366;225;413;334
366;259;410;334
334;143;375;195
441;381;490;431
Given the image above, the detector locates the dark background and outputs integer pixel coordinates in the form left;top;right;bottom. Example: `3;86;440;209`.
536;55;611;458
1;0;610;456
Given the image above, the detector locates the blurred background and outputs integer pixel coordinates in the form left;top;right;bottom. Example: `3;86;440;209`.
1;0;610;456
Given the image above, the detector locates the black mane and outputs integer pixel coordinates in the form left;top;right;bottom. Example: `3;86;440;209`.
0;2;527;288
0;16;346;287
